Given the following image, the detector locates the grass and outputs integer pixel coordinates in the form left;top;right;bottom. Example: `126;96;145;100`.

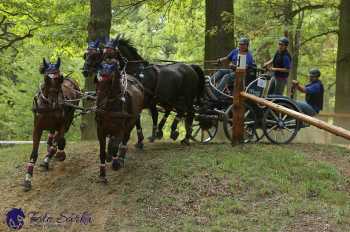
0;141;349;231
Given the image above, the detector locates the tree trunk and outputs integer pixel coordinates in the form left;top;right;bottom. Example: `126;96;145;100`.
81;0;111;140
283;0;304;97
204;0;234;73
335;0;350;131
288;12;303;97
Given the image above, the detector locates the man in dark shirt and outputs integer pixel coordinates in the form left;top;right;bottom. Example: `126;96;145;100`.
292;68;324;115
264;37;292;95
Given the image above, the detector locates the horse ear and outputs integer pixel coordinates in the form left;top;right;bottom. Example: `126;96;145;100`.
113;39;119;48
56;57;61;69
43;58;48;68
104;36;109;45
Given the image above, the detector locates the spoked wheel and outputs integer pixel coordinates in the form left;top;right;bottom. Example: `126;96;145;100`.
254;128;265;142
191;116;219;144
262;101;300;144
223;103;257;143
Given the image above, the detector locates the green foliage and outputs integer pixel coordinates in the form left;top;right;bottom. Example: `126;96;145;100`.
0;0;342;139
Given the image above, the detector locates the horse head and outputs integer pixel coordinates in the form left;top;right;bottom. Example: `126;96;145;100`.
114;35;149;75
82;40;103;77
38;58;64;107
95;62;122;106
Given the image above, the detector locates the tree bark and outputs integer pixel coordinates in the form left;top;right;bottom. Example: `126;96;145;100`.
81;0;112;140
335;0;350;130
204;0;234;73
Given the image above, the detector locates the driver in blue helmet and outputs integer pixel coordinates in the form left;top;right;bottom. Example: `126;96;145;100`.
292;68;324;115
213;37;255;96
264;37;292;95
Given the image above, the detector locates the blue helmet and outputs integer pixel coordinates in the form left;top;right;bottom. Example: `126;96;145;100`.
309;68;321;78
239;37;250;46
279;37;289;46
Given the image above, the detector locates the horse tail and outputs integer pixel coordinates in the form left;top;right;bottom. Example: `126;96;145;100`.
190;64;205;105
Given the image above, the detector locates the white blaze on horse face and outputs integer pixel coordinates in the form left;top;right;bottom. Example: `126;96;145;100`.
97;72;103;82
48;73;60;79
48;74;56;79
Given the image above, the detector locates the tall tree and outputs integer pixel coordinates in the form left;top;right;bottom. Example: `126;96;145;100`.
335;0;350;129
204;0;234;72
81;0;112;140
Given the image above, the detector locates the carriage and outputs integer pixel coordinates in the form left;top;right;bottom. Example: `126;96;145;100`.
190;68;313;144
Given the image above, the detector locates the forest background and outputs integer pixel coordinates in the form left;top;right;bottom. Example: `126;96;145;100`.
0;0;347;141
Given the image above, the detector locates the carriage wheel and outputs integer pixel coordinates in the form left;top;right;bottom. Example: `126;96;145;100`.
223;103;257;143
262;102;300;144
191;117;218;144
254;128;265;142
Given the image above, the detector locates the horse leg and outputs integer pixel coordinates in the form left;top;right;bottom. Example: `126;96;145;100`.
181;111;194;146
46;130;54;151
98;129;108;184
134;114;144;150
107;136;119;162
39;131;58;171
55;136;66;162
148;105;158;142
23;128;43;191
170;113;182;141
112;133;129;171
156;110;170;140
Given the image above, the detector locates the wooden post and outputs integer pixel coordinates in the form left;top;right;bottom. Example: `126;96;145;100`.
241;92;350;141
232;54;246;145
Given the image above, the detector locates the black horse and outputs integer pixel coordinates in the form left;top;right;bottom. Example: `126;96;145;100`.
115;37;205;145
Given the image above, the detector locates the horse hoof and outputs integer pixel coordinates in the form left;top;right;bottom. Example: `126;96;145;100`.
39;162;49;171
112;159;124;171
134;142;144;150
156;131;163;140
148;136;155;143
55;151;66;162
99;176;108;184
170;131;179;141
23;180;32;192
181;139;190;146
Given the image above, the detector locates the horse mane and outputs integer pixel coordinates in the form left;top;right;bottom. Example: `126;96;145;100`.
116;36;148;63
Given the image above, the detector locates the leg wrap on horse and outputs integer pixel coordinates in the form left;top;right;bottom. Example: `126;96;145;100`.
118;144;128;159
47;145;57;158
47;133;54;146
26;162;34;176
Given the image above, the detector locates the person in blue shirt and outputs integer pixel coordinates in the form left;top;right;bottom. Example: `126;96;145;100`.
212;37;255;95
264;37;292;95
292;68;324;115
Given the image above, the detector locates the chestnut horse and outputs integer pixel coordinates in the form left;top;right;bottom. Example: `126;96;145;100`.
23;58;80;191
95;60;143;183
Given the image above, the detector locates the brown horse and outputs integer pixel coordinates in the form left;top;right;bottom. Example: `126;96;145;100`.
95;61;143;183
23;58;81;191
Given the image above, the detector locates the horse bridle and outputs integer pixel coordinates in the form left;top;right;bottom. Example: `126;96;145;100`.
33;74;65;113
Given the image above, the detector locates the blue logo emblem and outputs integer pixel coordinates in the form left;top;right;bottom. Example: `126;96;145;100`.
6;208;25;230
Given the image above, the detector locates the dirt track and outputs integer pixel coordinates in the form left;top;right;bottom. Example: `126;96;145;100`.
1;142;350;232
